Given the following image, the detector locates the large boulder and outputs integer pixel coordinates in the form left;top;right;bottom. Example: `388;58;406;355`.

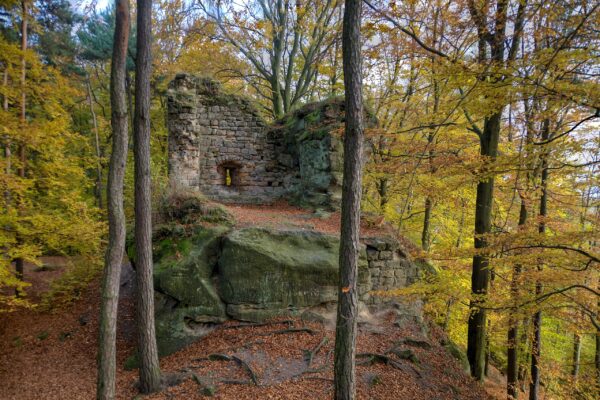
146;221;422;359
153;225;230;356
218;228;370;321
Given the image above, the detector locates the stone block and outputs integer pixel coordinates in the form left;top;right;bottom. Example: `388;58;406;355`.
381;269;395;279
366;249;379;261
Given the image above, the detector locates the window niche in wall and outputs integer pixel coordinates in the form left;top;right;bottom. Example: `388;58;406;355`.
217;161;242;189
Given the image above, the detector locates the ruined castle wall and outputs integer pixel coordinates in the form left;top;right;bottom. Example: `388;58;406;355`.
167;75;376;208
361;237;421;305
167;75;288;203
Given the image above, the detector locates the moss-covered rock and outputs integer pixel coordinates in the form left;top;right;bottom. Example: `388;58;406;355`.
218;228;370;322
153;225;230;356
158;191;235;226
270;98;376;210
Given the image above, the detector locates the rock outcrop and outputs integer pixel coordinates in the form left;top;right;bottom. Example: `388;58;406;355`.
139;197;424;357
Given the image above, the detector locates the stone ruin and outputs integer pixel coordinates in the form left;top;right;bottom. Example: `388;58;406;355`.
167;74;376;209
153;74;427;358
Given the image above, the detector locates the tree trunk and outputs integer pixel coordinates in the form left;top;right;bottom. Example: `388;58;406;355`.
508;200;527;399
376;176;388;212
571;333;581;378
467;112;501;381
86;77;104;210
596;312;600;390
530;119;549;400
15;0;28;295
334;0;363;398
421;197;432;251
133;0;161;393
3;67;11;207
126;72;134;129
96;1;130;398
518;316;531;392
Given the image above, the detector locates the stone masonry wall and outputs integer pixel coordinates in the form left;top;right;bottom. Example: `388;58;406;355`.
361;237;420;306
167;74;376;209
167;74;286;203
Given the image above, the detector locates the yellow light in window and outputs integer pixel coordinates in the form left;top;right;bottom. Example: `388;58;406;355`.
225;168;232;186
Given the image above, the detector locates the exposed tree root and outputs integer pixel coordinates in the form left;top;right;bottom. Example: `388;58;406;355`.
303;337;329;369
193;353;260;385
207;353;259;385
222;320;294;330
257;327;315;336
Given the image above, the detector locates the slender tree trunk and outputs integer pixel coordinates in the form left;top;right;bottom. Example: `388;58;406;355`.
334;0;363;398
456;199;466;248
15;0;28;294
3;67;11;207
421;197;432;251
376;176;388;212
518;316;531;392
96;1;130;398
422;73;439;252
571;333;581;378
133;0;161;393
86;77;104;210
508;200;527;399
596;307;600;390
467;112;501;380
530;120;549;400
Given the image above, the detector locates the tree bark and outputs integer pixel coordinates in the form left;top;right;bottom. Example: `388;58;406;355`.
3;67;11;208
334;0;363;398
529;119;549;400
86;77;104;210
421;197;432;251
15;0;28;295
96;1;130;398
571;333;581;378
467;112;501;380
596;306;600;390
133;0;161;393
508;200;527;399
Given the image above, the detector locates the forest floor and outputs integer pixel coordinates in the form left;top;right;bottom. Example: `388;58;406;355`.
0;204;509;399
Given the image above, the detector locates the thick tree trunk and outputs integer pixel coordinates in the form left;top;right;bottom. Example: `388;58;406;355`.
467;112;501;381
86;77;104;210
334;0;363;398
508;200;527;399
96;1;130;398
133;0;161;393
